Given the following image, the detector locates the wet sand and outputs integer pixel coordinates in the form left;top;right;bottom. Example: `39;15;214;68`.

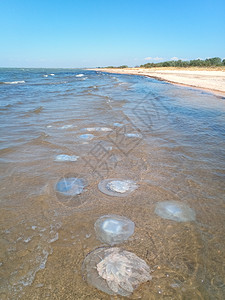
89;68;225;96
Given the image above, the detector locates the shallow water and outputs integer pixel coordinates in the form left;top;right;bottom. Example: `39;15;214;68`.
0;68;225;299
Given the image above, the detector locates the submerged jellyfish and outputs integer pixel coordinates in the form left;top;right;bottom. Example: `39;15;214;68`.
85;127;112;132
55;176;87;197
94;215;135;245
60;124;74;129
155;201;196;222
82;247;152;297
54;154;79;162
125;133;142;138
113;122;124;127
98;179;138;197
79;133;95;140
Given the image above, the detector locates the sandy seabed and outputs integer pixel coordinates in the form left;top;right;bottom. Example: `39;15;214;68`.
89;68;225;96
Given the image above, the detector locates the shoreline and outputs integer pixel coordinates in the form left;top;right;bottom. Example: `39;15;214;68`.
88;68;225;97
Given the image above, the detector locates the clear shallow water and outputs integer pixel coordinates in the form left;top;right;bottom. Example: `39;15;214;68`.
0;68;225;299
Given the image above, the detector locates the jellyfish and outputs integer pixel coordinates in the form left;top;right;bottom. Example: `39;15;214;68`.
55;176;87;197
54;154;79;162
154;201;196;222
113;123;124;127
79;134;95;140
125;133;142;138
82;247;152;297
60;124;74;129
98;179;138;197
94;215;135;245
85;127;112;132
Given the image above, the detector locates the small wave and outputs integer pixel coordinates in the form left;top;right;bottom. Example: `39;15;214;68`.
1;80;25;85
31;106;44;114
43;75;48;77
49;74;55;76
30;81;67;86
0;146;18;155
76;74;84;77
25;106;44;115
0;104;13;111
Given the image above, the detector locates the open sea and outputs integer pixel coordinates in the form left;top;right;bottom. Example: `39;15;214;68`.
0;68;225;299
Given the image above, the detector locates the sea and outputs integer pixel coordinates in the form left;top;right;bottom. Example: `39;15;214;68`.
0;68;225;299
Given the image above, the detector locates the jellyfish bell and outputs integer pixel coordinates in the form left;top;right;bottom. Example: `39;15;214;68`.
102;219;122;234
94;215;135;245
54;174;88;207
82;247;152;297
125;133;142;138
108;181;131;193
55;177;87;197
85;127;112;132
79;134;95;140
155;201;196;222
113;122;123;127
54;154;79;162
98;179;138;197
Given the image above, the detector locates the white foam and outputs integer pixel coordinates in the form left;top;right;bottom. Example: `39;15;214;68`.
43;75;48;77
49;74;55;76
48;232;59;243
24;237;32;243
76;74;84;77
4;81;25;84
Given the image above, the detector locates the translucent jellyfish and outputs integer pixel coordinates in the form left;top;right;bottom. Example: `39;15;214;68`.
60;124;74;129
98;179;138;197
125;133;142;138
155;201;196;222
113;122;124;127
79;133;95;140
55;176;87;196
82;247;152;297
94;215;135;245
54;154;79;162
85;127;112;132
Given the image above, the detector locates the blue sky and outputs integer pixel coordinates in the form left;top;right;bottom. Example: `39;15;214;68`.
0;0;225;68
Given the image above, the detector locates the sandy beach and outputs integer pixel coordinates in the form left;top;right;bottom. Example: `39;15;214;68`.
90;68;225;96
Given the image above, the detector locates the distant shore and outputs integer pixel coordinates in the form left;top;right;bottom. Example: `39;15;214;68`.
88;68;225;96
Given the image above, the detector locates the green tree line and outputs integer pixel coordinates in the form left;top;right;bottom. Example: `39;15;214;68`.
140;57;225;68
